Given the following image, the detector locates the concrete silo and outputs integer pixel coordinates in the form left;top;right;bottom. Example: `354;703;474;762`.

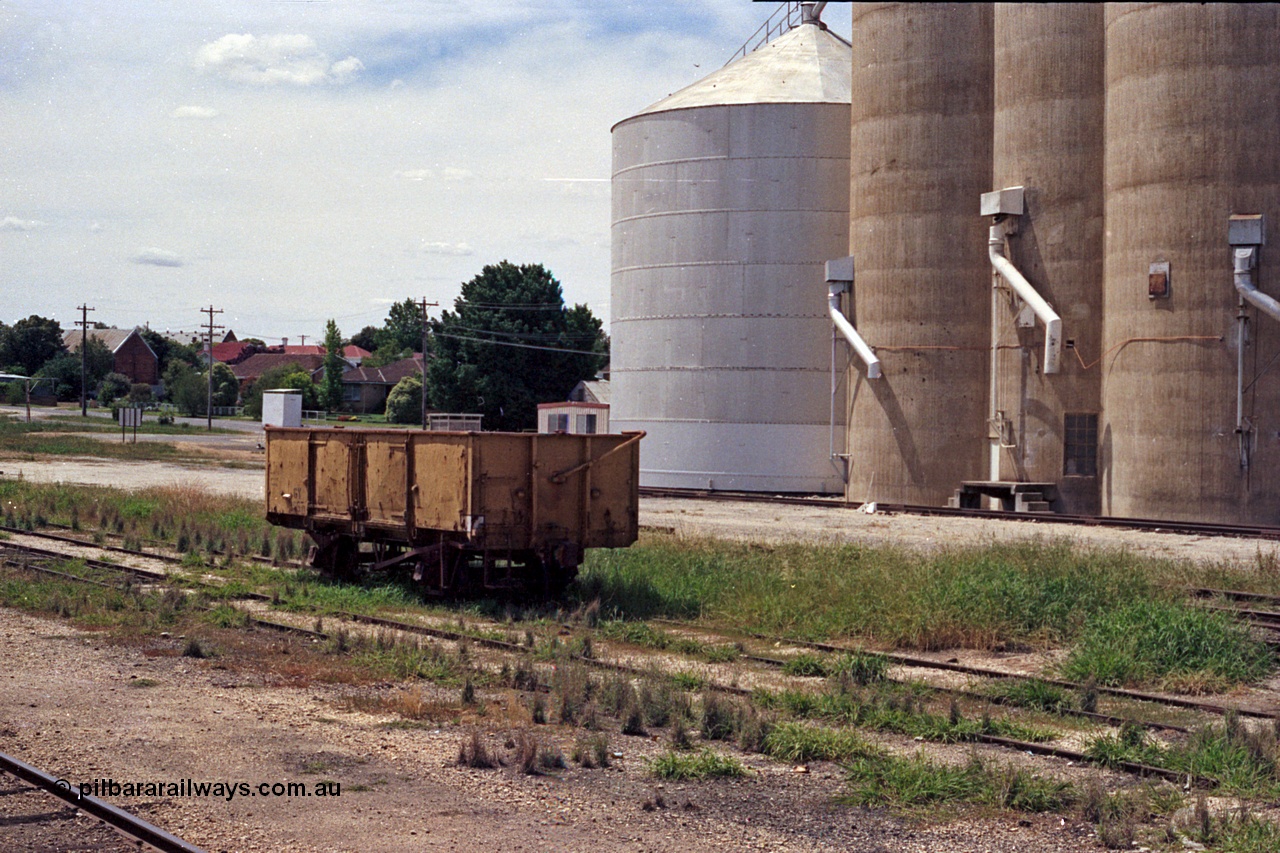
610;10;852;492
845;4;994;506
986;5;1105;514
1101;4;1280;523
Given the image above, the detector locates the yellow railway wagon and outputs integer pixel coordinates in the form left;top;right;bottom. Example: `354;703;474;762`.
265;427;642;594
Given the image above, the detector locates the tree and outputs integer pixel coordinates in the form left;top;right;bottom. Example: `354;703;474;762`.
4;315;65;375
139;328;199;376
349;325;380;353
321;319;345;411
97;372;133;407
209;362;239;407
427;261;608;431
384;375;423;424
381;298;425;354
242;365;319;418
35;338;113;401
163;361;206;417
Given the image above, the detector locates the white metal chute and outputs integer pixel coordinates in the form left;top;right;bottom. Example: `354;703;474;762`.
988;225;1062;375
827;287;881;379
1234;247;1280;323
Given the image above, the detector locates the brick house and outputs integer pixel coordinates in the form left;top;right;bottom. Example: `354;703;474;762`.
61;327;159;386
340;355;423;414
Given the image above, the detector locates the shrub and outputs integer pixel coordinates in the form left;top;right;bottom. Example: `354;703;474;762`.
385;375;423;424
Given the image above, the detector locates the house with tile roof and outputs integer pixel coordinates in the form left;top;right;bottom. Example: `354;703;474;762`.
341;355;423;414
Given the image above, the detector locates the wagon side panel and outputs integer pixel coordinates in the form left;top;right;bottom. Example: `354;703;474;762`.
411;433;470;535
364;433;409;531
472;433;534;551
310;432;359;521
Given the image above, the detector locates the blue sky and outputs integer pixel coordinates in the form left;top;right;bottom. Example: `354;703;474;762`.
1;1;848;344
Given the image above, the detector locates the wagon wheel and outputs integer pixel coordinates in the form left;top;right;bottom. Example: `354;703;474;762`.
309;533;359;581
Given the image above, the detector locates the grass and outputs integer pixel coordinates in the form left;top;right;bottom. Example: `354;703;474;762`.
0;417;197;462
1060;600;1273;692
841;752;1074;814
580;537;1180;650
648;748;748;780
762;721;876;762
1085;715;1280;796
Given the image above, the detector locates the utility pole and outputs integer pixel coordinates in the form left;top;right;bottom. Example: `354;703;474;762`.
418;297;438;430
298;335;306;347
75;304;95;416
201;305;224;431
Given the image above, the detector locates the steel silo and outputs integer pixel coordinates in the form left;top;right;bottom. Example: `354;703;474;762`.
610;14;852;492
988;5;1105;514
1101;3;1280;523
845;3;994;506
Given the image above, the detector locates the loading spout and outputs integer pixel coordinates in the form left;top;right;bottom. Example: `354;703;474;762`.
1234;247;1280;323
828;286;881;379
988;225;1062;375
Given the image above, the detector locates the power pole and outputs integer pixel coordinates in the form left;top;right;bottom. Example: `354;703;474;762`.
298;335;306;347
201;305;224;431
418;297;438;430
75;304;95;416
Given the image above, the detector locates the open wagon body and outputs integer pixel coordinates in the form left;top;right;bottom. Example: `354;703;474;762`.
265;427;642;594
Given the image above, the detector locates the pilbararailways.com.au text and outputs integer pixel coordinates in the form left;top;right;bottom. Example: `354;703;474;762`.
57;778;341;802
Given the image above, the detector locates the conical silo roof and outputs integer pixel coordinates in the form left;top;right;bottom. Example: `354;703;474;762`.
632;22;852;118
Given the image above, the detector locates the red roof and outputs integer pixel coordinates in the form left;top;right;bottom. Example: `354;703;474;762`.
342;355;423;386
212;341;253;364
231;353;325;383
283;345;371;359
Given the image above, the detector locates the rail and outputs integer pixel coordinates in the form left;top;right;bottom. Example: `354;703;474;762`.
0;750;209;853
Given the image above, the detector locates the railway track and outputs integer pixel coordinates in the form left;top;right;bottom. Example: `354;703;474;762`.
639;486;1280;542
0;750;207;853
3;533;1278;791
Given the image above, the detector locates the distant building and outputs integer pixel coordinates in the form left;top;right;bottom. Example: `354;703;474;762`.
538;401;609;435
61;327;159;386
341;355;422;414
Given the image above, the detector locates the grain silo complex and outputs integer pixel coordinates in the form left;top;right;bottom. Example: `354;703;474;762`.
610;2;1280;525
610;4;852;493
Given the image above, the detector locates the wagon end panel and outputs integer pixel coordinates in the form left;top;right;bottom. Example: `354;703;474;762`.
363;433;410;532
265;429;311;525
411;433;470;535
583;433;642;548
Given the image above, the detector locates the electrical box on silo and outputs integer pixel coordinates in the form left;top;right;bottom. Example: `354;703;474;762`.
262;390;302;428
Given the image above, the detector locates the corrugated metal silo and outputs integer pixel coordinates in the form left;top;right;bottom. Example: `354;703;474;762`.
610;17;852;492
1101;3;1280;523
989;5;1105;514
845;3;994;506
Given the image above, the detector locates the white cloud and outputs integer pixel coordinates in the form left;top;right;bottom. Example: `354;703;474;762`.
194;33;363;86
441;167;473;182
1;216;45;231
419;241;473;256
170;105;219;119
396;169;433;181
131;247;185;267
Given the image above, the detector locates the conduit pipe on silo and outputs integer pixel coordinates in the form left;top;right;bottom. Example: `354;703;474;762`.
988;225;1062;376
1232;244;1278;473
1234;247;1280;323
828;286;881;379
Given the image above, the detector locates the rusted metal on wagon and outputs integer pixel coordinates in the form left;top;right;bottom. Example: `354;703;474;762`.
265;427;643;594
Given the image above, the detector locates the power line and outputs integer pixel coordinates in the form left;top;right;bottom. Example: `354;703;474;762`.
435;333;604;357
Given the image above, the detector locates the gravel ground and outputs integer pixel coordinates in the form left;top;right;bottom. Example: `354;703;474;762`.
0;608;1109;852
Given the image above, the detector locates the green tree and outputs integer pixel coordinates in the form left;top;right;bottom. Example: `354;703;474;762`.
34;338;113;402
242;365;319;418
381;298;425;354
97;372;133;407
5;315;65;375
139;328;199;376
163;361;206;417
384;375;423;424
209;362;240;407
349;325;380;353
321;319;345;411
427;261;608;431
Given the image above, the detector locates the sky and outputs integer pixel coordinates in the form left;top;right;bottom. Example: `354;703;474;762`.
0;1;849;345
